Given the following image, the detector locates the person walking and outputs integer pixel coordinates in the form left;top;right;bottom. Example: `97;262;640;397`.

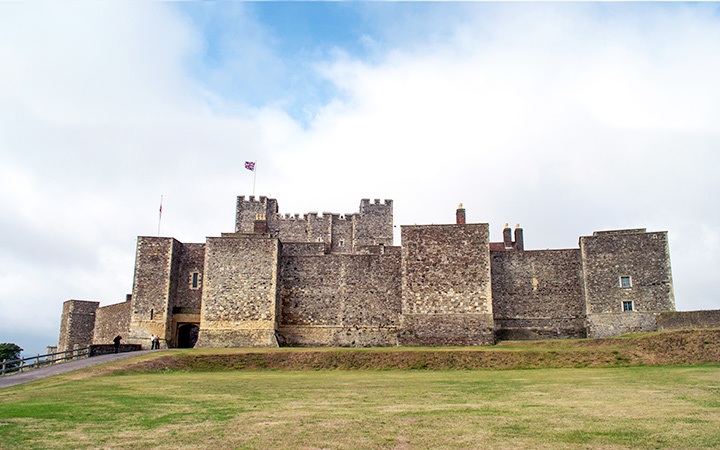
113;335;122;353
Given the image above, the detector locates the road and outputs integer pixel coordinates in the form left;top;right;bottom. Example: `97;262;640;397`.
0;350;155;389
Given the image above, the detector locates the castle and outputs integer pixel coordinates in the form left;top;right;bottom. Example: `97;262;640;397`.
57;195;677;351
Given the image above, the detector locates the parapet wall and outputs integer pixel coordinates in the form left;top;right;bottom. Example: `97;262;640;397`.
656;310;720;331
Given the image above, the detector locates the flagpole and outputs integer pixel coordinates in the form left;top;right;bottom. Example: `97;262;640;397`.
158;195;163;236
252;161;257;197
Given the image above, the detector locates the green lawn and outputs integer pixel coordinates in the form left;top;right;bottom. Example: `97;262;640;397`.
1;364;719;449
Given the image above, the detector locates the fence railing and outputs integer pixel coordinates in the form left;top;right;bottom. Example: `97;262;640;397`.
1;347;89;376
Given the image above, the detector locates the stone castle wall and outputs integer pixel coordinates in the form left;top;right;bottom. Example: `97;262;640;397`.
581;229;675;337
59;196;688;350
126;237;178;348
656;310;720;331
92;300;131;345
58;299;99;352
491;249;586;339
172;243;205;311
354;199;393;248
197;233;280;347
400;224;494;345
278;251;402;346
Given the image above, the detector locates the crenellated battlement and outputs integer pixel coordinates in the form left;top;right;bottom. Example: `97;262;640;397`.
360;198;393;212
234;196;393;252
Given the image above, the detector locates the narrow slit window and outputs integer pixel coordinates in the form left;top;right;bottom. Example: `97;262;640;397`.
190;272;201;290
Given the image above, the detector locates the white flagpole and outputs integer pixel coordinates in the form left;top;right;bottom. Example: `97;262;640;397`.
252;161;257;197
158;195;163;236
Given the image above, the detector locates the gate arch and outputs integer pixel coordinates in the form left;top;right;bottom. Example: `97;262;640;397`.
177;323;199;348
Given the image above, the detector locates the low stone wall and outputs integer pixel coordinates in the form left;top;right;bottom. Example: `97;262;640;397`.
657;310;720;331
88;344;142;356
399;314;495;346
277;325;400;347
495;318;587;340
586;312;657;338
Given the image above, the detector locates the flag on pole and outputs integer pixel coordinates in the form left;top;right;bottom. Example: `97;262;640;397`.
245;161;255;171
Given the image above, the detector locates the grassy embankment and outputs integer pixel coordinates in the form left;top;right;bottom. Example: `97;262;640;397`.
0;329;719;449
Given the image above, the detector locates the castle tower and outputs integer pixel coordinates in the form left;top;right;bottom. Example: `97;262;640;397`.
580;229;675;337
400;221;494;345
196;232;281;347
354;199;393;249
57;299;99;352
126;237;180;349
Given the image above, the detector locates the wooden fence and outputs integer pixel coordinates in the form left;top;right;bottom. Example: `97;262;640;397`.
0;347;89;376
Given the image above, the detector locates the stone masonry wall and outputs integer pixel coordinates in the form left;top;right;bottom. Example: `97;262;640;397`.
58;299;99;352
400;223;494;345
581;229;675;338
491;249;586;339
354;199;393;248
197;233;280;347
331;214;354;254
92;300;131;345
656;310;720;331
236;196;278;233
172;243;205;311
278;251;402;346
127;237;179;348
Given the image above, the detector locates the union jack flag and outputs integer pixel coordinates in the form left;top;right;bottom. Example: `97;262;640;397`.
244;161;255;171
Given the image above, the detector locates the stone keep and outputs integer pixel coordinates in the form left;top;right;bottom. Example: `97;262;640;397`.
57;196;676;351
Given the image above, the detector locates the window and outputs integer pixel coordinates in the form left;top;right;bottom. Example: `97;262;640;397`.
623;301;634;312
620;276;632;288
190;272;201;290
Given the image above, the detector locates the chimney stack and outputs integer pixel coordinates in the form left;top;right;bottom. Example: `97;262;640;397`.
456;203;466;224
514;223;524;250
503;223;512;248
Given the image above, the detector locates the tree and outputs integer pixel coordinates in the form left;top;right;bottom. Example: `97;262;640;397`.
0;343;23;368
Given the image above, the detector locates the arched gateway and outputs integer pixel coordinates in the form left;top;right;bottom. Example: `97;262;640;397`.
177;323;199;348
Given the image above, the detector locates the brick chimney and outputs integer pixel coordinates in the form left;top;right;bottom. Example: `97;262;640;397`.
503;223;512;248
514;224;524;250
456;203;466;224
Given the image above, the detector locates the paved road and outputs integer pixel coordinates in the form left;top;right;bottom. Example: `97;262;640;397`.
0;350;156;389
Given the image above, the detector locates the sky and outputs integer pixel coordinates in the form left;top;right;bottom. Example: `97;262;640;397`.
1;2;719;357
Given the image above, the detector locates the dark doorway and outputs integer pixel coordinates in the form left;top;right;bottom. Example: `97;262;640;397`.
177;323;199;348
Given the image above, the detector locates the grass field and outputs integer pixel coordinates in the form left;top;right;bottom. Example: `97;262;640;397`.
1;362;719;449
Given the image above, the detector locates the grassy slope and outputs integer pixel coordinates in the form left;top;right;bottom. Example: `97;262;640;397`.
1;329;719;449
117;329;720;372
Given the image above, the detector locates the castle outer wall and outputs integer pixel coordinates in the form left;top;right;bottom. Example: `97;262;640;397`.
58;196;685;350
